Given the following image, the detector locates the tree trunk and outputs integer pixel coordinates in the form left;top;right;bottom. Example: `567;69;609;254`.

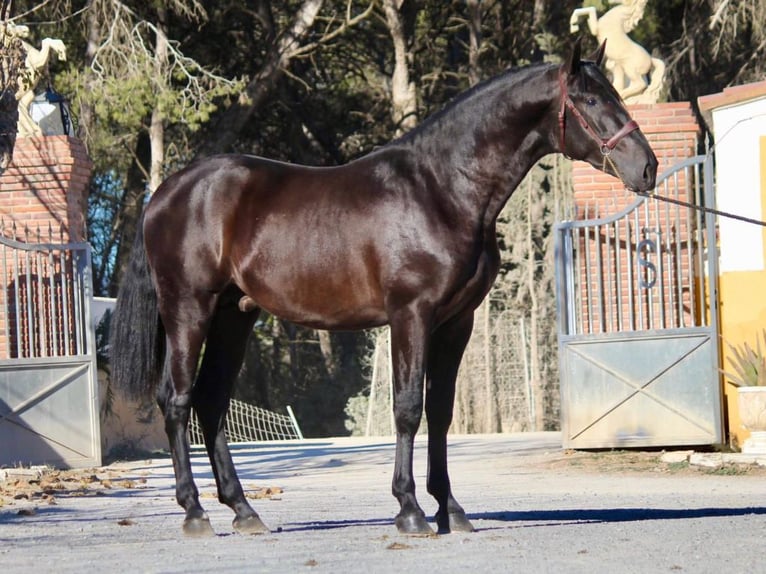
108;7;170;292
149;8;168;193
527;177;544;430
78;2;100;144
317;330;337;378
533;0;547;30
108;131;151;295
382;0;417;136
197;0;324;156
467;0;482;86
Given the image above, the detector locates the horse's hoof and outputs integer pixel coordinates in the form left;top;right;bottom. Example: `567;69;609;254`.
233;514;270;535
436;509;475;533
395;511;434;536
182;516;216;537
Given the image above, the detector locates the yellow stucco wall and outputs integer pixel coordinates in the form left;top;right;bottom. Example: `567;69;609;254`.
718;135;766;447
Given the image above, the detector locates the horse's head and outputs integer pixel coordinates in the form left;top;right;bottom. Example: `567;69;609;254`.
558;40;657;193
0;89;18;175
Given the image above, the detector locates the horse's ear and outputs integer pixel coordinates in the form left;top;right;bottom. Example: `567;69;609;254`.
589;40;607;67
567;38;583;76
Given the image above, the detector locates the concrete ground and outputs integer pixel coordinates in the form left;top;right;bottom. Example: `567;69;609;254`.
1;432;764;573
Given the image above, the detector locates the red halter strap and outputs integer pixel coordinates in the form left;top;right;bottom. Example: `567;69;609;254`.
558;70;639;157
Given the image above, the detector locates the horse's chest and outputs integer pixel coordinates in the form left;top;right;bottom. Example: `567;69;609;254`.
465;246;500;299
439;243;499;321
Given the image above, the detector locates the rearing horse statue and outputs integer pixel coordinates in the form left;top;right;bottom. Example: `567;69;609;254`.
570;0;665;104
3;22;66;137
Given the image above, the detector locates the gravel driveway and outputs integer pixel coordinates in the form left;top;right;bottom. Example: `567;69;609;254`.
1;433;764;573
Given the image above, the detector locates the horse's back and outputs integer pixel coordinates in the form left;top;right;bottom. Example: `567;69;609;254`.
143;154;393;328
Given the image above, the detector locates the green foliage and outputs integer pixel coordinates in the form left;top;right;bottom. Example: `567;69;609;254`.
582;0;608;11
723;331;766;387
344;391;369;436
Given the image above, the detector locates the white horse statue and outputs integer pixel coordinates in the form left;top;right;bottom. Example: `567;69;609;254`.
570;0;665;104
2;22;66;137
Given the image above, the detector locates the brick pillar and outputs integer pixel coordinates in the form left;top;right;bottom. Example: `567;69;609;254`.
0;136;93;359
568;103;701;333
0;135;92;242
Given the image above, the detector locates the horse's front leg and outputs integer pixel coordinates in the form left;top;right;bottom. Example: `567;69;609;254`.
569;7;598;35
389;305;432;535
425;311;475;533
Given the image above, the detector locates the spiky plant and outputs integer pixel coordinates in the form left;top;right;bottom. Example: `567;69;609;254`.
723;330;766;387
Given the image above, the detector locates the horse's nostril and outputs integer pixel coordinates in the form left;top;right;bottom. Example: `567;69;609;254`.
643;160;656;184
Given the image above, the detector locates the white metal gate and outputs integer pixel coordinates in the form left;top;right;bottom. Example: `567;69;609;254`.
555;155;723;448
0;230;101;468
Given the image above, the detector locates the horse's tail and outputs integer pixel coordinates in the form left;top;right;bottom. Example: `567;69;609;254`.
109;212;164;401
647;57;666;98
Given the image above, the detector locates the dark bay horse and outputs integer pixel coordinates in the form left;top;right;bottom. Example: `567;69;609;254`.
110;42;657;537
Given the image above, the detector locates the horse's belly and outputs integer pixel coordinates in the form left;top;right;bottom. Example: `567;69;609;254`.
240;268;388;331
260;295;388;331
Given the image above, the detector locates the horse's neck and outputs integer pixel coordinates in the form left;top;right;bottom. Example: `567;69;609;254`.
600;5;643;36
409;66;558;228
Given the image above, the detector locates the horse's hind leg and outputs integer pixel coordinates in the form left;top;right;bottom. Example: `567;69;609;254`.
425;311;475;534
192;290;268;534
156;290;217;536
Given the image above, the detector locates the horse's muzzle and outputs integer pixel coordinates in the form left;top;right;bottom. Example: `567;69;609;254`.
621;152;657;194
636;155;658;193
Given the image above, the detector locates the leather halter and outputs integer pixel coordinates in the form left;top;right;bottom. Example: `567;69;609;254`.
558;69;639;157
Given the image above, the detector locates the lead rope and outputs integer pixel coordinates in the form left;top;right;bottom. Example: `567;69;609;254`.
635;189;766;227
600;154;766;228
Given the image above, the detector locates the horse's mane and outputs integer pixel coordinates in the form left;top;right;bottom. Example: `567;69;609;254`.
622;0;648;33
390;61;557;146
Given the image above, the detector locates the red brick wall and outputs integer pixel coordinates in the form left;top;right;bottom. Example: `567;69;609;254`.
569;103;700;334
0;136;92;243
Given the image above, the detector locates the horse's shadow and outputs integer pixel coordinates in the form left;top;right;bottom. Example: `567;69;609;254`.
282;506;766;533
470;507;766;529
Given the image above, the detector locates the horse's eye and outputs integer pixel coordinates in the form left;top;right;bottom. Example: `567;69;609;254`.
586;97;598;107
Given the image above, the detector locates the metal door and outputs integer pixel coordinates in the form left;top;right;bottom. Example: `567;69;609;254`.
555;155;722;448
0;231;101;468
